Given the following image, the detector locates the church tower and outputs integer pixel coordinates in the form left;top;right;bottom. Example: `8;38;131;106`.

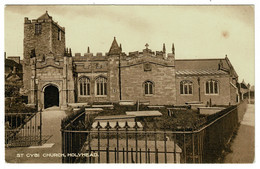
23;11;65;61
23;11;67;107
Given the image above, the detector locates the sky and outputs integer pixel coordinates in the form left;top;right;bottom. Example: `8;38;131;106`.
4;5;255;85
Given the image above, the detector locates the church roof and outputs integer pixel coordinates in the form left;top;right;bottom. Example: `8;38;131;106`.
175;58;227;70
37;11;52;20
175;57;237;77
5;59;22;73
176;69;228;76
108;37;121;55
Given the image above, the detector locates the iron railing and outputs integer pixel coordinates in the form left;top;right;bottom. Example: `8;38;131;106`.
61;100;248;163
62;123;188;163
5;110;43;147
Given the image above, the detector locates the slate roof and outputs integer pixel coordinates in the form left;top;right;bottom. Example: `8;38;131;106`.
175;58;228;70
37;11;52;20
175;57;237;77
176;69;228;76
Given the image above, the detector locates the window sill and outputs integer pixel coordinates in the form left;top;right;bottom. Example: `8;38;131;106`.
144;94;154;97
95;95;107;98
180;94;193;96
78;95;91;97
205;93;219;96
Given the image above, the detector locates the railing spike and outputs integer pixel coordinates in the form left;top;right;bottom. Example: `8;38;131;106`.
105;121;112;130
123;121;130;129
133;121;140;129
115;121;121;129
96;121;102;129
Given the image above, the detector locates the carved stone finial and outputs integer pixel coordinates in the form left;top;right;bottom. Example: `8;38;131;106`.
145;43;149;49
69;48;72;56
172;43;175;54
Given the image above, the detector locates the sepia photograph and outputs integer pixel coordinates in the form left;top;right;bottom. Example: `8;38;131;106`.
4;4;255;164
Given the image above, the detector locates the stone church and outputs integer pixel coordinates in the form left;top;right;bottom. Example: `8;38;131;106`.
22;12;239;109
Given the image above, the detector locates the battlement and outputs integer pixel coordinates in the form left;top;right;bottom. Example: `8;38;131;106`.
123;51;174;61
72;49;174;63
123;43;175;61
73;52;110;62
74;52;110;57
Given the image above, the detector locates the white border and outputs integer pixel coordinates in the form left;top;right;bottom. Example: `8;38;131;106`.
1;1;258;169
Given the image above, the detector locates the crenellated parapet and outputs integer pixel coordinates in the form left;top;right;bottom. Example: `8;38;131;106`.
120;54;175;68
119;43;175;67
73;52;109;62
120;43;175;62
72;51;109;73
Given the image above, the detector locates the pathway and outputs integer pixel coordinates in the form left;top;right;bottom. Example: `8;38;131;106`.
5;106;67;163
224;104;255;163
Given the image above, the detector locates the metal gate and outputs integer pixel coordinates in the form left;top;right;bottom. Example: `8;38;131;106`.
5;110;44;147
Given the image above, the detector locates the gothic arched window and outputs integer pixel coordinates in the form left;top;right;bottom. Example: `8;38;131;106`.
79;77;90;96
180;80;193;95
96;76;107;96
205;79;219;94
144;81;154;95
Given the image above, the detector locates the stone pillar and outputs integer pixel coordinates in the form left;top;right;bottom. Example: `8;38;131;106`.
30;81;35;105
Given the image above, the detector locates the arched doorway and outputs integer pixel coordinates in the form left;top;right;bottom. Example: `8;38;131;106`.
44;85;59;109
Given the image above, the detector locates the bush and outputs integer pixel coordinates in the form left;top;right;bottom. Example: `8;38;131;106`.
5;83;36;114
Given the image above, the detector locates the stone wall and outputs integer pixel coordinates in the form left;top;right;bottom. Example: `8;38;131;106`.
230;81;238;105
51;23;65;56
176;75;232;105
76;72;109;103
34;56;75;108
120;62;176;105
23;20;52;92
